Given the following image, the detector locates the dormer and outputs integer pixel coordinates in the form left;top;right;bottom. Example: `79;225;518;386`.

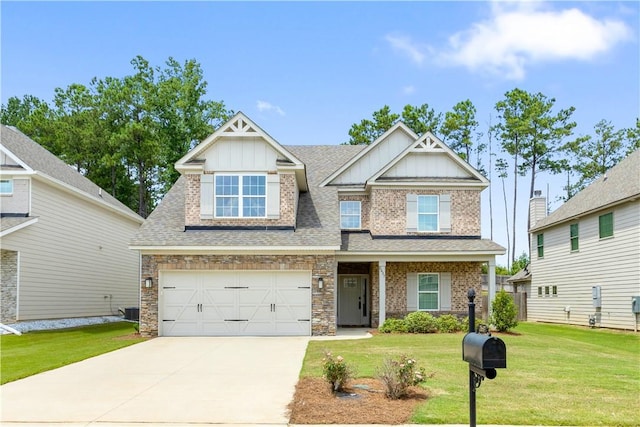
175;112;307;229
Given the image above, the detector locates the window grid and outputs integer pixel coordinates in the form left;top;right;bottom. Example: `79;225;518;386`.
215;174;266;218
537;233;544;258
417;195;439;232
418;273;439;310
570;223;579;251
599;212;613;239
340;201;361;229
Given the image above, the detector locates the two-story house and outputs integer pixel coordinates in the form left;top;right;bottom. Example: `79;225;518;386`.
0;125;144;324
131;113;505;337
528;149;640;331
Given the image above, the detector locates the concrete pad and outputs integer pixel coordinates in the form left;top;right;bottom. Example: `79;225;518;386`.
1;336;308;425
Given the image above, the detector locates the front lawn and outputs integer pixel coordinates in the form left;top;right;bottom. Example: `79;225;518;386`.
0;322;145;385
301;322;640;426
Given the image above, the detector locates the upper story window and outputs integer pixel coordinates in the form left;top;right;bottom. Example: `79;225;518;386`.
215;174;266;218
418;273;439;310
570;223;579;251
0;179;13;195
417;195;439;232
340;201;361;229
537;233;544;258
599;212;613;239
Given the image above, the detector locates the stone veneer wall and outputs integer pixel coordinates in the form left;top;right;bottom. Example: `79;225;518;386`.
370;261;483;327
184;173;297;227
370;188;481;236
140;254;336;337
0;249;18;323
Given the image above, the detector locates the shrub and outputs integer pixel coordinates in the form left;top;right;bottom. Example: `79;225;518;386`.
461;315;484;332
379;318;408;333
490;289;519;332
377;355;429;399
405;311;438;333
436;314;462;333
322;351;354;392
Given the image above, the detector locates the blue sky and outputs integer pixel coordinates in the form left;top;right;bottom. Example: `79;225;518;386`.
2;1;638;266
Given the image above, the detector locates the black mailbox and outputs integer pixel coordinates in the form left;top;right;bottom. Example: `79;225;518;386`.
462;332;507;369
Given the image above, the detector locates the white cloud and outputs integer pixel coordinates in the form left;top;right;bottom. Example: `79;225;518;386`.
256;100;285;116
385;34;426;65
402;85;416;95
437;1;632;80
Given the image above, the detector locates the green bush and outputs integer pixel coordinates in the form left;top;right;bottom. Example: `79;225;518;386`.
461;315;483;332
490;289;519;332
436;314;462;333
377;355;429;399
379;318;408;333
322;351;354;392
405;311;438;333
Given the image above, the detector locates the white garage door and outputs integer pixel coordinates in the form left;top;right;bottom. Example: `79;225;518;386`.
160;270;311;336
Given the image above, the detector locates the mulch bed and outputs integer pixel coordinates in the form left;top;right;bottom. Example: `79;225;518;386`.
288;377;428;424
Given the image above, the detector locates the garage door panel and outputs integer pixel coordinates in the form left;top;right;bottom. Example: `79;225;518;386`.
202;320;239;335
163;320;200;337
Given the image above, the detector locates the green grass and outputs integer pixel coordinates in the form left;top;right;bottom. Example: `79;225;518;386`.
303;323;640;426
0;322;145;385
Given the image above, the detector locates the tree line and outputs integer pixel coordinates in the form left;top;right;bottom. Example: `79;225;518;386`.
2;56;638;270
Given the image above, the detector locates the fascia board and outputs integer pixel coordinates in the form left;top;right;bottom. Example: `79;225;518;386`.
367;181;488;189
32;173;144;224
320;122;418;187
0;145;34;172
0;217;39;238
336;251;504;262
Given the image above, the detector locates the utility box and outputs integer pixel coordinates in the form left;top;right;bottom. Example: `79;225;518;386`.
124;307;139;321
632;296;640;314
462;333;507;369
592;286;602;308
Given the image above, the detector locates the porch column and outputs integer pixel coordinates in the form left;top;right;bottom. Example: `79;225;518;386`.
379;260;386;326
487;257;496;321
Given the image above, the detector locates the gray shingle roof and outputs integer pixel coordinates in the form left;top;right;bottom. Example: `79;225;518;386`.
1;125;141;221
132;143;505;256
531;150;640;231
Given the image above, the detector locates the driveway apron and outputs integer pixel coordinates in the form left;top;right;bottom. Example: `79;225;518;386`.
1;337;309;425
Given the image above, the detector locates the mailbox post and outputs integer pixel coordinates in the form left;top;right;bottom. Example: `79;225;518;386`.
463;289;507;427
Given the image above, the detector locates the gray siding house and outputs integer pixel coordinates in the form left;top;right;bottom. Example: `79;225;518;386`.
529;150;640;331
131;113;505;337
1;125;144;323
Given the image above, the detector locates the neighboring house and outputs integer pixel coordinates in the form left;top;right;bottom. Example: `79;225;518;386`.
0;125;144;323
528;150;640;331
131;113;505;337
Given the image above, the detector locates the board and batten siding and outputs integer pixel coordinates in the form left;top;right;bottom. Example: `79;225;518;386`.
1;179;140;320
202;137;280;171
529;201;640;330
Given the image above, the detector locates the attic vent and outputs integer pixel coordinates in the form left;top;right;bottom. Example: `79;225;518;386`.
225;118;257;134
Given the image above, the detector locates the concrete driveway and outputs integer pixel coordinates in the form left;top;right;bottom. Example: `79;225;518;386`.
1;337;309;426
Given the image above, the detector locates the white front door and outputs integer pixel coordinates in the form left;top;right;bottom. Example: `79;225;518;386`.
338;276;369;326
160;271;311;336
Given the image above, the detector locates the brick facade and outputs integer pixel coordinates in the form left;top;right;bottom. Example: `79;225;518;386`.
0;249;18;323
370;261;483;327
140;254;336;337
369;188;481;236
184;172;297;227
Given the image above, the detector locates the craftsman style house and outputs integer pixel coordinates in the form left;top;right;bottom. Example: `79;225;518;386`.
528;150;640;331
131;113;504;337
0;125;143;323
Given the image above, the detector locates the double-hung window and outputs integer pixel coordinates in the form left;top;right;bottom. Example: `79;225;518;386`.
215;174;266;218
537;233;544;258
417;195;438;232
0;179;13;195
340;201;361;229
418;273;439;310
570;223;579;251
599;212;613;239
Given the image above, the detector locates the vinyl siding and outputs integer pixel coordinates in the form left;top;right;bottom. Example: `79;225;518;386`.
529;200;640;330
1;179;140;320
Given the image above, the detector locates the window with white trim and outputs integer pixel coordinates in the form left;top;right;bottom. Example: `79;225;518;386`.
417;195;439;232
0;179;13;195
340;201;361;229
215;174;266;217
418;273;439;310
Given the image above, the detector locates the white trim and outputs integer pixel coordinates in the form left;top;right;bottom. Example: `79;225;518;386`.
16;250;21;321
369;181;488;189
0;217;38;237
214;173;267;219
417;194;439;232
379;260;387;326
340;200;362;230
417;272;440;311
320;122;418;187
337;252;505;262
131;246;340;254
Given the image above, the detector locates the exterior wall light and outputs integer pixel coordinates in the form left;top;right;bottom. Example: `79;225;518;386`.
145;277;153;288
318;277;324;289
